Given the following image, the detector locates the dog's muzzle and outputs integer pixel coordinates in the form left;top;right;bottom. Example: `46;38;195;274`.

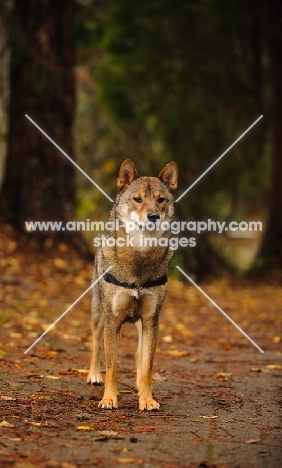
147;211;160;222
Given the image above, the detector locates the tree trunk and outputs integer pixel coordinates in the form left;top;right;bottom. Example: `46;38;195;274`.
0;0;76;231
255;3;282;269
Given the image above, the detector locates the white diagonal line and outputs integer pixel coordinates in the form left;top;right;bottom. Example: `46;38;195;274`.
24;266;112;354
175;115;263;202
25;114;114;202
175;266;264;353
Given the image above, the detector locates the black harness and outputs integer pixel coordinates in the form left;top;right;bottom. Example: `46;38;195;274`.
104;271;167;291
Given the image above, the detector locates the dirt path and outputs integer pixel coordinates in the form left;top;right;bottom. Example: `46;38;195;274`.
1;227;282;467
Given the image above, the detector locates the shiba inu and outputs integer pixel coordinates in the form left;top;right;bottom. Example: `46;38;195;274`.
87;159;178;410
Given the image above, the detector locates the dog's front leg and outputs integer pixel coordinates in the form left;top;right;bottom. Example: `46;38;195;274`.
87;319;104;385
87;279;104;385
98;321;119;409
138;318;160;411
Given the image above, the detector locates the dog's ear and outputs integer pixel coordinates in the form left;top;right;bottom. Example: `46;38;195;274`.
158;161;178;191
117;159;139;190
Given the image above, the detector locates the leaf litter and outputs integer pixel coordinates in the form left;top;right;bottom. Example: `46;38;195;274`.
0;222;282;466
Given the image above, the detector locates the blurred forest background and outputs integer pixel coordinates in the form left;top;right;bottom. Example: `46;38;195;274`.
0;0;281;280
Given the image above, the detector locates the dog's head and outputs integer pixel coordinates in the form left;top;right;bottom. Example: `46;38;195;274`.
115;159;178;228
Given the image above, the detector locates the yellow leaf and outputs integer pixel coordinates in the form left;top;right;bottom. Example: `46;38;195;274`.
200;415;218;419
162;335;173;343
117;458;136;464
266;364;282;370
164;350;189;357
0;420;14;428
102;158;116;174
9;332;22;339
43;375;60;380
41;324;53;331
58;243;68;252
245;439;260;444
271;335;280;344
175;323;186;331
77;425;93;431
53;258;67;269
72;368;88;374
98;430;118;437
216;372;232;378
26;421;41;426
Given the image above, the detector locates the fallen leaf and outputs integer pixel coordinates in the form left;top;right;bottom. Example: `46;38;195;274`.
271;336;281;343
43;375;60;380
162;335;173;343
41;324;54;331
94;430;124;441
58;243;68;252
200;415;218;419
216;372;232;378
0;420;14;428
77;425;93;431
62;333;79;340
250;368;262;373
53;258;67;269
245;439;260;444
153;372;166;381
31;395;52;401
9;332;22;339
76;427;122;439
0;395;17;401
72;368;88;374
24;419;46;427
190;356;200;363
164;350;189;357
265;364;282;370
117;458;136;464
110;446;123;453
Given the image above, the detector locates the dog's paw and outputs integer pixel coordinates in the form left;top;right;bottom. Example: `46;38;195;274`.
86;373;103;386
98;397;118;409
139;398;160;411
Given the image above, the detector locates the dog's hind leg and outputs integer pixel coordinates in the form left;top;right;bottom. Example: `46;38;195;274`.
137;293;164;411
135;319;142;390
138;320;160;410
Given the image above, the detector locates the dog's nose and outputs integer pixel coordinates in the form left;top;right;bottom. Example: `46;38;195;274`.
147;212;160;222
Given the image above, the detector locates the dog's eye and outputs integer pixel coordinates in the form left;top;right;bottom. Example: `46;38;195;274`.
157;197;165;203
133;197;142;203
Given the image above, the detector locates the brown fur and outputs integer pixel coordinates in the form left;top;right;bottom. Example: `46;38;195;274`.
87;159;178;410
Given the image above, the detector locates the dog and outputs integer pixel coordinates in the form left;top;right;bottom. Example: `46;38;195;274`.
87;159;178;410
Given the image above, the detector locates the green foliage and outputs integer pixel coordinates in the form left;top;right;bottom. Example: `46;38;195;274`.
96;0;268;213
75;0;271;275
